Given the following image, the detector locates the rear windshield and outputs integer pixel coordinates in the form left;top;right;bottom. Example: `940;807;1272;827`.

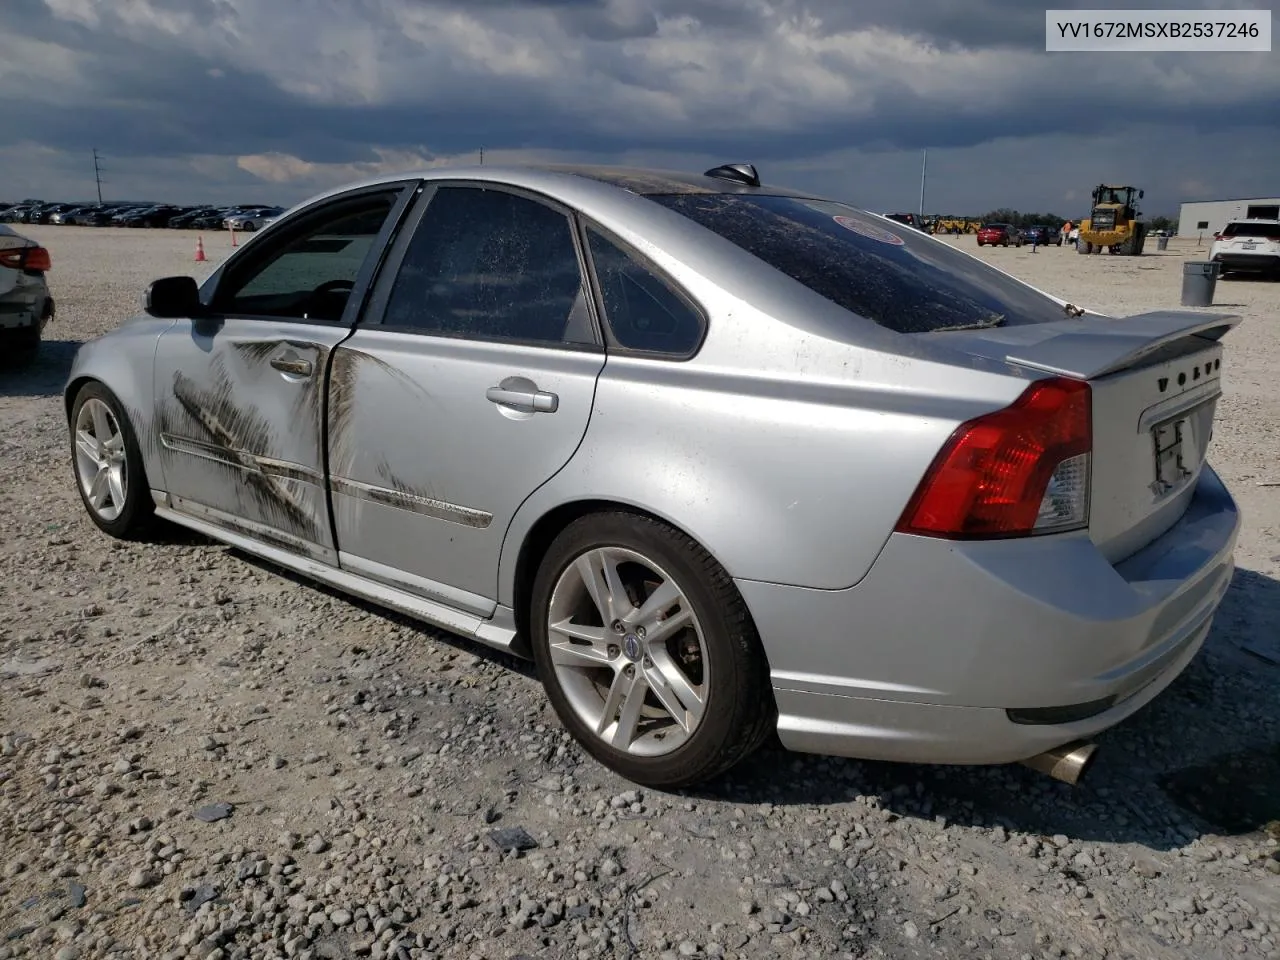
650;194;1069;333
1222;222;1280;238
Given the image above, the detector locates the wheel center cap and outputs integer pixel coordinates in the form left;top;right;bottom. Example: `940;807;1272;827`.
622;633;642;661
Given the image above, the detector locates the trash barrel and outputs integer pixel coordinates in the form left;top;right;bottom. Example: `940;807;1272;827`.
1156;235;1169;251
1181;261;1220;307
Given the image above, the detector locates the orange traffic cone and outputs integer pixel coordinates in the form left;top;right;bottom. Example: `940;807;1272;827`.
194;235;207;262
230;224;237;247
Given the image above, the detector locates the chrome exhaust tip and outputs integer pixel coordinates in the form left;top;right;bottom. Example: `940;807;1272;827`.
1018;740;1098;786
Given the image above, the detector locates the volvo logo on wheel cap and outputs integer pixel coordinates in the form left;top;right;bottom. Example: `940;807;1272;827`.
622;633;642;661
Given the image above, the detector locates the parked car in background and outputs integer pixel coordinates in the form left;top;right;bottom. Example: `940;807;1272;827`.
1210;219;1280;278
113;205;187;228
883;212;928;232
28;202;80;224
65;162;1241;789
48;207;85;225
183;208;230;231
225;207;285;231
3;203;42;223
77;204;133;226
170;207;224;229
1021;226;1062;247
0;223;54;360
976;223;1023;247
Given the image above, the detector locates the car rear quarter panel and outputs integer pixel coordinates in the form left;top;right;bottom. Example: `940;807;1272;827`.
499;266;1032;595
64;318;174;491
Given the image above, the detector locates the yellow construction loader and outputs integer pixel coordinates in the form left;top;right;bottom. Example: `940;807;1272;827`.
1076;184;1147;255
932;218;980;235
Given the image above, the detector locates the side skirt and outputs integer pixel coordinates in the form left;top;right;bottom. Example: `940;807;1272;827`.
152;502;524;657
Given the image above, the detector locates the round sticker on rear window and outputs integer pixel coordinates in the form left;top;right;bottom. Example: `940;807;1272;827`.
833;216;905;245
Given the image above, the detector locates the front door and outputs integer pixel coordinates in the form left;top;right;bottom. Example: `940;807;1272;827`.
327;182;606;612
152;182;417;562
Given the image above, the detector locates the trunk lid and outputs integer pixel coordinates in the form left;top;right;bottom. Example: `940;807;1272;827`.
929;310;1241;562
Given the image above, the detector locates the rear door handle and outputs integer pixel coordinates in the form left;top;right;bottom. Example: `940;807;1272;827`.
486;385;559;413
270;354;313;377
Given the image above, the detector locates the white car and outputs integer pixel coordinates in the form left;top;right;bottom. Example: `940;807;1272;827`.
0;224;54;360
1210;219;1280;278
225;208;284;232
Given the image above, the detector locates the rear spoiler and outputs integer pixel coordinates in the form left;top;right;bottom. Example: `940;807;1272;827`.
933;311;1242;381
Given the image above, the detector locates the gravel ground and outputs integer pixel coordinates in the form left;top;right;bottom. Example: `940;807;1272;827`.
2;225;1279;960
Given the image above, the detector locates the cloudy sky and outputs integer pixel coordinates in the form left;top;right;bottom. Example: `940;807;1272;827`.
2;0;1276;217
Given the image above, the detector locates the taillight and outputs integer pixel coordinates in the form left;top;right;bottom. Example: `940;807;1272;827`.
895;377;1092;539
0;246;51;271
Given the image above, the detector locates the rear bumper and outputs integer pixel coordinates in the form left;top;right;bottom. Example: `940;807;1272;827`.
0;288;52;331
738;465;1239;766
1212;253;1280;271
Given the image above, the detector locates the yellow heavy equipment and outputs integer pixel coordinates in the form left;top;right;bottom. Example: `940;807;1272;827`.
1077;184;1147;255
931;218;980;235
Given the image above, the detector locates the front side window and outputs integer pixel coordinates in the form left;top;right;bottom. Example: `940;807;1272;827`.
585;227;704;355
651;194;1072;333
213;191;398;322
382;186;593;346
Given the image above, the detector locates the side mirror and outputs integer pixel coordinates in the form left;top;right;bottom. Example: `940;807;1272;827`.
144;275;203;318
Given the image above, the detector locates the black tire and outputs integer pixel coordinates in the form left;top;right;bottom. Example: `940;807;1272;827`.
69;382;157;540
530;512;775;789
3;324;40;365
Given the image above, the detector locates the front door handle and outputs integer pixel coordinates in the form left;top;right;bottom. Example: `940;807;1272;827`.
270;354;313;377
486;385;559;413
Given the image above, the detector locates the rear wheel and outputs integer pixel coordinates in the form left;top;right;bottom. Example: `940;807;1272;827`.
70;382;156;540
530;512;774;788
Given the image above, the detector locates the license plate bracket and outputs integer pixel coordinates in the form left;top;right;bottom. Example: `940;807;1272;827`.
1151;415;1198;496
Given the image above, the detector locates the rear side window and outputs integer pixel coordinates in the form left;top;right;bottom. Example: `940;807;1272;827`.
1221;222;1280;238
651;195;1071;333
585;228;703;355
383;186;593;346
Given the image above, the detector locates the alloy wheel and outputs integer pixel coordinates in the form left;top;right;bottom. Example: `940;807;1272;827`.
546;546;708;757
73;398;129;522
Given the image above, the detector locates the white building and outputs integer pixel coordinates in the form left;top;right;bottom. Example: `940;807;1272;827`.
1178;197;1280;237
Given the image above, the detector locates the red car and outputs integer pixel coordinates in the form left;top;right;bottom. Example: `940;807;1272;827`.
976;223;1023;247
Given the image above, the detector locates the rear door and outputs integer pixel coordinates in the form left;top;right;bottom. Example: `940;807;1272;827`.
151;181;418;561
327;181;606;611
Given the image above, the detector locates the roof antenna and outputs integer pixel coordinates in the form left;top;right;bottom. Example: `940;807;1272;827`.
703;163;760;187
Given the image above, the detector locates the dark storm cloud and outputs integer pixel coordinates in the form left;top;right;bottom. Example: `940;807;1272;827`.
4;0;1276;208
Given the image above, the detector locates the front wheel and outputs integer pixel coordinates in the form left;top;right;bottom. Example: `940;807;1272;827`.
530;512;774;789
70;382;157;540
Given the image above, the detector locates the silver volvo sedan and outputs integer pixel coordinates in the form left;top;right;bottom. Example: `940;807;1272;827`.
64;163;1241;789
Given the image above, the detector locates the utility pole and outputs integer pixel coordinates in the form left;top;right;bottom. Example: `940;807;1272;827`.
92;148;104;205
918;148;927;222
